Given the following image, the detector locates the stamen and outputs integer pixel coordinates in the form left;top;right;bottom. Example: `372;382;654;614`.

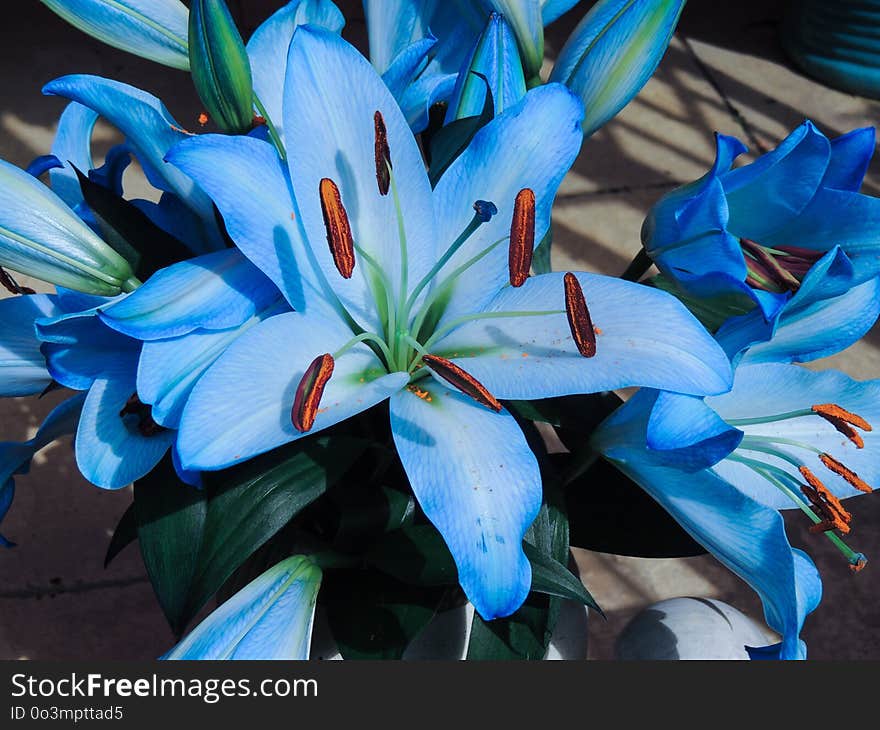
292;354;335;432
728;454;867;565
564;272;597;358
800;466;852;534
812;404;873;433
422;354;501;412
0;267;36;295
850;554;868;573
819;453;873;493
374;111;392;196
319;178;355;279
509;188;535;288
741;239;801;291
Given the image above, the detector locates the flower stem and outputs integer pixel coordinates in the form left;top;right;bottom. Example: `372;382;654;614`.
422;308;563;352
253;94;286;163
620;248;654;282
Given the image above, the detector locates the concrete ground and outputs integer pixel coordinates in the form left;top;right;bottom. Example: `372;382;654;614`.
0;0;877;660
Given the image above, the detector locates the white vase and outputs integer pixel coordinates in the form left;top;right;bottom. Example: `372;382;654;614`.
310;598;589;660
613;597;777;660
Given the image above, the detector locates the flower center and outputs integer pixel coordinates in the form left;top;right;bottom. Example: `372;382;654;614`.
724;402;872;572
293;111;602;429
740;238;824;294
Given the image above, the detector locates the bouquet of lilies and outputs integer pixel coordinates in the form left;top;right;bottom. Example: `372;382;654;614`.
1;0;877;661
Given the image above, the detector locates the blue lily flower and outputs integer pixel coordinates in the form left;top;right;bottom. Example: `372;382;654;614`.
162;27;731;620
549;0;686;137
642;122;880;322
163;555;321;659
593;358;880;659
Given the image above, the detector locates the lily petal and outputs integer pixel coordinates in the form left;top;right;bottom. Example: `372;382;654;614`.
283;26;436;329
822;126;875;192
646;391;743;471
0;294;63;397
247;0;345;144
431;83;583;327
137;297;290;429
716;250;880;365
390;383;541;620
48;102;98;213
163;555;321;660
0;392;86;487
98;249;280;340
177;310;408;470
0;392;85;546
38;306;138;390
75;369;175;489
166;134;334;318
433;272;732;399
40;0;190;70
722;121;830;241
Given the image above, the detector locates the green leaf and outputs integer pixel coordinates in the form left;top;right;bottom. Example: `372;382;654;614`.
331;483;416;551
75;166;192;279
525;541;601;613
134;456;207;637
183;436;368;622
365;523;458;586
566;455;706;558
104;502;137;568
428;73;494;187
322;569;448;659
466;595;555;660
